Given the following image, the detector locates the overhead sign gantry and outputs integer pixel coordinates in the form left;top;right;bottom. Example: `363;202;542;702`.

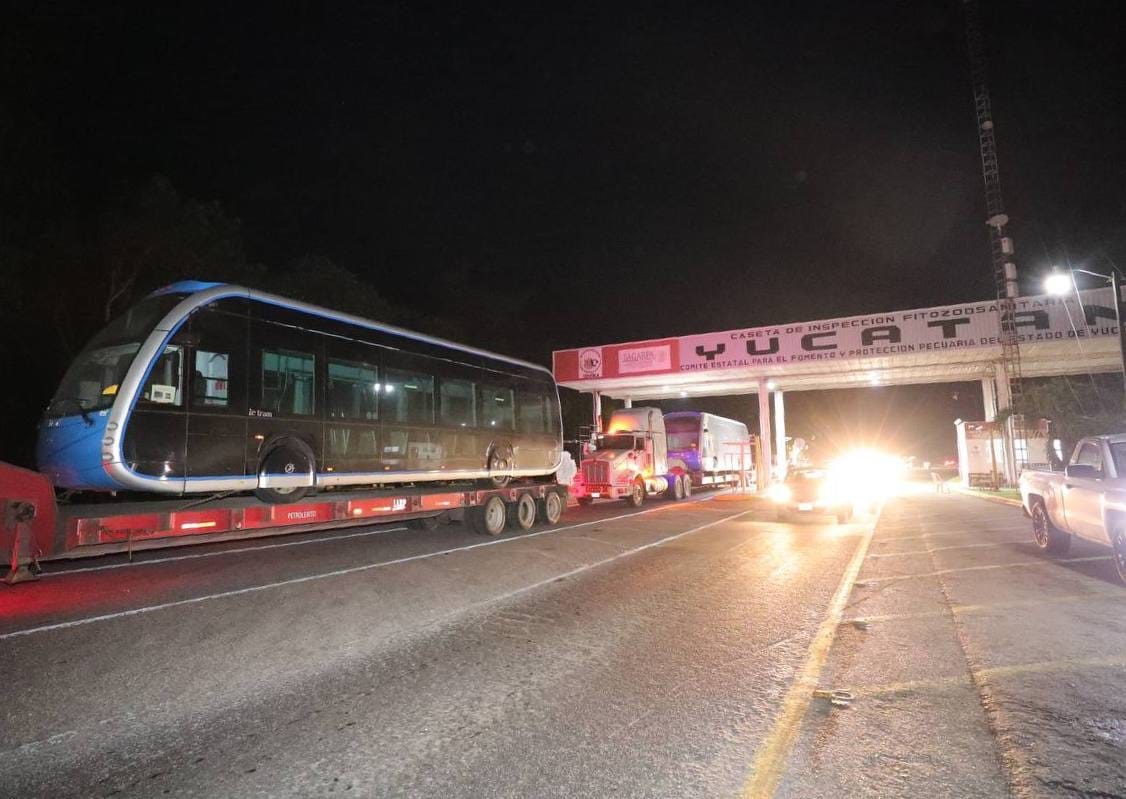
554;287;1124;485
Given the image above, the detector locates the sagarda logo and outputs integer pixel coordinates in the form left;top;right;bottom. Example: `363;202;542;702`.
579;348;602;377
617;345;671;374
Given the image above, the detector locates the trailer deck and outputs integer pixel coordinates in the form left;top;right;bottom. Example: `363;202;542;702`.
0;459;567;577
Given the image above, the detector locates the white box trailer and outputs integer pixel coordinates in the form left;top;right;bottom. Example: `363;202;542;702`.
663;411;754;487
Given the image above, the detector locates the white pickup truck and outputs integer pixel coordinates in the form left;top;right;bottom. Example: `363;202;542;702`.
1020;434;1126;583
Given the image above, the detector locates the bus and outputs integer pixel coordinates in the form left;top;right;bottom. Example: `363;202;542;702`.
38;281;563;504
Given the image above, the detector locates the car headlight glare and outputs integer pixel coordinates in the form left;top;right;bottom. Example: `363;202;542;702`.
768;483;792;503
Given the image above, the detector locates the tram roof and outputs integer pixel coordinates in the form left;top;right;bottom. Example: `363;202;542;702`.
154;281;554;378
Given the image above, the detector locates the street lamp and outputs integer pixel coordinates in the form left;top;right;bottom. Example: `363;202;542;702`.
1043;270;1073;297
1045;266;1126;400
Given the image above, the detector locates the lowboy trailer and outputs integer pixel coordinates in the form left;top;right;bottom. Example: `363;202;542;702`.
0;460;568;584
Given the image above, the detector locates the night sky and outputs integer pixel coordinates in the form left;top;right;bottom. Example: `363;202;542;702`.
3;1;1125;461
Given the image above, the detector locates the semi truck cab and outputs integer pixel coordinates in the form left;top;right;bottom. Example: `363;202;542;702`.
572;407;691;508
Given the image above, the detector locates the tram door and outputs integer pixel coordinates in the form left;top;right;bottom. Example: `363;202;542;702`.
245;319;323;476
132;339;189;478
184;305;249;478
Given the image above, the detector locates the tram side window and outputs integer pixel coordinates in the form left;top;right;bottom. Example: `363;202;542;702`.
384;368;434;424
439;379;476;427
192;351;230;407
515;391;548;434
141;346;183;406
479;385;514;430
327;359;379;420
262;350;315;416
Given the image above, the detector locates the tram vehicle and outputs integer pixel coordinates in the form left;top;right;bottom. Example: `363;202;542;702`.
662;411;753;487
37;281;563;504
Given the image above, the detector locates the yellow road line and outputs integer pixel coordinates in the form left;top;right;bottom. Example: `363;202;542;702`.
741;512;877;798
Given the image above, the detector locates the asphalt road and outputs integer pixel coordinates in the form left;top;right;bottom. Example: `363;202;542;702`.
2;489;1125;797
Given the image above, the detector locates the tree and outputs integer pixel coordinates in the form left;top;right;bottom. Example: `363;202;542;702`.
98;175;264;321
1014;375;1126;466
265;255;398;323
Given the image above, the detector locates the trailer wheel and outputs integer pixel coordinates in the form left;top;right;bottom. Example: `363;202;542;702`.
469;495;508;536
507;493;537;531
626;478;645;508
1031;498;1070;554
253;440;314;504
538;491;565;525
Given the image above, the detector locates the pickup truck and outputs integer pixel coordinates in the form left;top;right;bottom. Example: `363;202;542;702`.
1020;434;1126;584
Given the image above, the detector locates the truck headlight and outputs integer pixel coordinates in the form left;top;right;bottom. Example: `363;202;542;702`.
768;484;792;503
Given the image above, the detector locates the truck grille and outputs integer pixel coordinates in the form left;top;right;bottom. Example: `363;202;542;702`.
583;461;610;485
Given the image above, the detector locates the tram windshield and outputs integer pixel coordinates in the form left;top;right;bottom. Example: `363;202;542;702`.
45;292;188;418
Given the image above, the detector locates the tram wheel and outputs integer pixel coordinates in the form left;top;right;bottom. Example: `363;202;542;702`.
487;442;514;488
253;440;314;504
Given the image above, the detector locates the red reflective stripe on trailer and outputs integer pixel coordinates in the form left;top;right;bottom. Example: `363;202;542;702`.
419;492;465;511
168;509;234;535
240;503;335;529
71;514;164;547
346;497;409;518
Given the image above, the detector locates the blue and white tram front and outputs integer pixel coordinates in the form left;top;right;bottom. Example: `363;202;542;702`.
37;283;216;492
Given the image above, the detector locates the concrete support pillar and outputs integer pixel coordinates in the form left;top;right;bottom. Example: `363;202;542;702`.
992;367;1019;486
773;389;787;479
981;377;997;421
591;391;602;433
757;379;773;490
623;398;632;408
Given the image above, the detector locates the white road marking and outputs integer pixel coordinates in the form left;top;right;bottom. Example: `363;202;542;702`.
0;497;738;640
43;494;720;579
42;526;411;577
861;555;1112;584
867;540;1029;558
876;526;1029;542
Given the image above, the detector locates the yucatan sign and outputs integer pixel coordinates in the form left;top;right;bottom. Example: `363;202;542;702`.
553;288;1121;382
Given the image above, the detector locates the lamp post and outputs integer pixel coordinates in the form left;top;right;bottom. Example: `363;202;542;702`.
1045;267;1126;401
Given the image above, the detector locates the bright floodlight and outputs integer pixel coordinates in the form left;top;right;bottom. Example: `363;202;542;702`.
1044;271;1073;296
